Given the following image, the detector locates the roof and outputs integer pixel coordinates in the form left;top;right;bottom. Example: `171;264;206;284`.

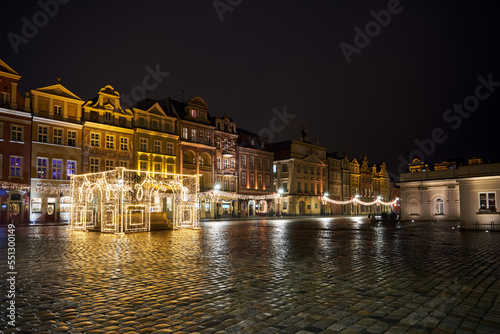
237;128;271;151
134;98;178;118
0;59;20;77
32;83;83;101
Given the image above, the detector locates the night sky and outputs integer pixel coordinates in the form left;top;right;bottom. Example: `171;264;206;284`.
2;0;499;178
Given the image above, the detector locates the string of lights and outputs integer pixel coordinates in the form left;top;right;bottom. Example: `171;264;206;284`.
0;181;30;192
323;197;398;206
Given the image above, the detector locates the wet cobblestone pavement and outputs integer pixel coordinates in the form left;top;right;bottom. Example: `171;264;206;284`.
1;218;500;333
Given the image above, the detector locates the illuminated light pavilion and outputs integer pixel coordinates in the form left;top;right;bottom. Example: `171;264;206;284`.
69;168;199;233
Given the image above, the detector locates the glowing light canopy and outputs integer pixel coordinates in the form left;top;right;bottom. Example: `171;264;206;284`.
69;168;200;233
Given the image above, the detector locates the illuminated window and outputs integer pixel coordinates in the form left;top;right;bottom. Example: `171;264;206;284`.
11;125;23;142
479;193;496;212
120;137;129;151
54;105;62;116
283;181;288;192
105;135;115;149
154;140;162;154
241;155;247;167
167;143;174;155
224;178;229;191
67;160;76;179
230;159;235;169
191;109;196;117
250;173;255;186
90;158;100;173
273;164;277;173
38;126;48;142
217;158;221;170
90;132;100;147
67;130;76;146
105;159;114;171
140;138;148;151
224;158;228;169
1;92;10;104
10;156;22;177
37;157;48;178
182;127;188;139
191;129;196;141
52;159;62;179
154;163;161;173
53;128;63;145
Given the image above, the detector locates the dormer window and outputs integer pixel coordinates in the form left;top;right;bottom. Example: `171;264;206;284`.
0;92;10;104
191;109;197;117
105;112;112;121
54;105;62;116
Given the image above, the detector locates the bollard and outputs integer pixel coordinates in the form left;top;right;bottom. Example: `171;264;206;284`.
491;221;495;232
475;221;479;232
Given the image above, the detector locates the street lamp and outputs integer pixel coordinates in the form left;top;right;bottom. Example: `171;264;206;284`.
277;188;283;217
322;192;329;216
355;194;360;215
213;183;221;219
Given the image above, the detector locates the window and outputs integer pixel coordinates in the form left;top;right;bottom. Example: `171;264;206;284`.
105;135;115;149
283;181;288;192
257;158;262;170
191;129;196;141
216;138;221;149
154;140;162;154
297;164;301;173
152;119;159;129
265;175;270;187
38;126;48;142
140;138;148;151
11;125;23;142
249;156;255;168
223;139;228;149
167;164;173;173
1;92;10;104
199;130;204;142
241;155;247;167
67;130;76;146
297;182;302;193
224;159;228;169
167;143;174;155
231;179;235;191
120;161;128;168
217;158;221;170
10;156;22;177
435;198;444;215
120;137;129;151
273;164;277;173
282;163;288;172
54;105;62;116
182;127;188;139
52;159;62;179
257;174;263;187
90;132;100;147
37;158;48;178
224;178;229;191
67;160;76;179
0;122;3;139
154;163;161;173
304;183;308;193
283;201;288;210
90;158;100;173
191;109;197;117
139;117;146;126
105;160;114;171
479;193;496;212
230;159;235;169
165;122;171;133
249;173;255;186
105;112;112;122
265;159;270;170
241;172;247;186
51;128;62;145
207;132;211;144
140;161;148;171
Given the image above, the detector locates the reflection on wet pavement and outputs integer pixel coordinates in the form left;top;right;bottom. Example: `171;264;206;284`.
1;218;499;333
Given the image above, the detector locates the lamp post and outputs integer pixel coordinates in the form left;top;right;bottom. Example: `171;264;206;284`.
322;192;329;216
277;188;283;217
355;194;360;216
213;183;221;219
377;195;382;215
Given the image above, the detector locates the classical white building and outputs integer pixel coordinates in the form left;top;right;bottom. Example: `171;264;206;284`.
399;159;499;229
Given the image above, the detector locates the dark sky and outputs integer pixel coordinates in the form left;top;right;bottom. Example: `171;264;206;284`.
1;0;499;178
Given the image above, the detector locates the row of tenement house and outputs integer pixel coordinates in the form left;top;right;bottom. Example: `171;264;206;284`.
0;59;398;224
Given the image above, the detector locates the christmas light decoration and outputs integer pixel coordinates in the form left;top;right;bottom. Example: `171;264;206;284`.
69;168;199;233
0;181;30;191
34;182;70;194
322;196;398;206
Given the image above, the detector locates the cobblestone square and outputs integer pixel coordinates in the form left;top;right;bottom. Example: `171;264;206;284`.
1;218;500;333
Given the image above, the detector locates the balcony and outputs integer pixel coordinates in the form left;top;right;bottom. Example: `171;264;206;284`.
223;168;236;175
222;147;235;157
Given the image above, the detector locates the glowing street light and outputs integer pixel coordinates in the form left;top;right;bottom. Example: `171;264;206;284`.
277;188;283;217
213;183;221;219
322;192;329;216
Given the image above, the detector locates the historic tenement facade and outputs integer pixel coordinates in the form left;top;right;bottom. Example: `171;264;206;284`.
237;128;274;216
29;81;84;222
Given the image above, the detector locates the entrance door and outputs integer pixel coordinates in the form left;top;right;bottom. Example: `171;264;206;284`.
299;201;305;215
46;203;56;222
